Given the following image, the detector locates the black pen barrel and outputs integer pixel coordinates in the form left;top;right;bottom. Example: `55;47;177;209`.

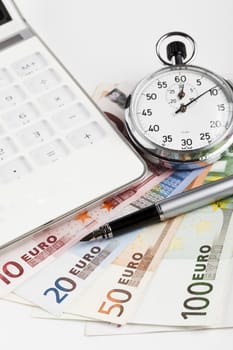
110;204;160;235
81;175;233;241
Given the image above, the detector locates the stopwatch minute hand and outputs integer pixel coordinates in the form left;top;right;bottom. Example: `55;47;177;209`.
175;85;217;114
178;84;185;99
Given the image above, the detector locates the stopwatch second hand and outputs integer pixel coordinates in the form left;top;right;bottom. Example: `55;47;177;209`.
175;85;218;113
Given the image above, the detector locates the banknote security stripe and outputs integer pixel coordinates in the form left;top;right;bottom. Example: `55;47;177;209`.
204;244;223;280
181;245;215;320
117;252;144;287
68;244;114;280
69;246;102;271
120;251;155;288
22;235;71;267
74;250;114;280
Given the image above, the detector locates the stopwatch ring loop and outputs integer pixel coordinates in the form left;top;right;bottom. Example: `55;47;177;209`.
156;31;196;66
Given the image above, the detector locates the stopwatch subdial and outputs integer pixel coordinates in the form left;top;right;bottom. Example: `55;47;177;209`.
166;83;198;110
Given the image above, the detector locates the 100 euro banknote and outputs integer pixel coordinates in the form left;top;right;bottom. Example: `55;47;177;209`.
128;205;233;327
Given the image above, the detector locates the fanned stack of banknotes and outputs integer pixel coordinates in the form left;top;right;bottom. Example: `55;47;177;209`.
2;82;233;336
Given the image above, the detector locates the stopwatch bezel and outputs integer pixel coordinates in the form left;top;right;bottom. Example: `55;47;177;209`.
125;64;233;169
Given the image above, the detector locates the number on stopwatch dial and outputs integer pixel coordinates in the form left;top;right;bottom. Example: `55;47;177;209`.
132;66;233;151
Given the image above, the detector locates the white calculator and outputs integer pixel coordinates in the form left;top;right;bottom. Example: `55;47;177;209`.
0;0;146;249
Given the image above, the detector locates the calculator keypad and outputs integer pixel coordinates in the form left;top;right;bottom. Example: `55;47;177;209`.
0;50;106;183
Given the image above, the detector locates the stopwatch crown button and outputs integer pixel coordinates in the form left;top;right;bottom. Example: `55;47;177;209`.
125;94;131;109
167;41;187;63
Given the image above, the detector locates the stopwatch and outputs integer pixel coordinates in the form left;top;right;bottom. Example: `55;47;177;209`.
125;32;233;169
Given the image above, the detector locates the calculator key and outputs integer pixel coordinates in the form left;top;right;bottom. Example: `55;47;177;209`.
2;103;39;129
0;137;18;161
30;139;69;166
0;157;32;184
24;69;61;95
12;52;47;77
16;120;54;147
38;85;76;111
0;68;12;88
0;85;26;110
51;102;90;130
66;121;105;148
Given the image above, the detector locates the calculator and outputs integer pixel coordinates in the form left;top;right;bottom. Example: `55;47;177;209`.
0;0;146;249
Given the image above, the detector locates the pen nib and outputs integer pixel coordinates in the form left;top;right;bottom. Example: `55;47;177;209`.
80;224;113;241
80;232;94;241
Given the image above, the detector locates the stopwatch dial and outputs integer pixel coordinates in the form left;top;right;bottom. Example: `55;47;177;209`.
133;67;233;151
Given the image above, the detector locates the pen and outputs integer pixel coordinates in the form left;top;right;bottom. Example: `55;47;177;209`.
81;174;233;241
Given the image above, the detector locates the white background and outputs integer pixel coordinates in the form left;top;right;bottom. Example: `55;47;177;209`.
2;0;233;349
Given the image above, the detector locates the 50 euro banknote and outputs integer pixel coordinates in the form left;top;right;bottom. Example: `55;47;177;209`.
63;217;182;324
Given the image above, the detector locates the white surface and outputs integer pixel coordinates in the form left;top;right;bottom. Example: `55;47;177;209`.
2;0;233;348
14;0;233;93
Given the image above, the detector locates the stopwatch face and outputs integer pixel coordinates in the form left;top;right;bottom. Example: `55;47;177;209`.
126;65;233;168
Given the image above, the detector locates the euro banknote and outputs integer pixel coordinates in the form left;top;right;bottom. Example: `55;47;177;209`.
128;205;233;327
84;320;200;336
64;216;182;324
14;232;143;315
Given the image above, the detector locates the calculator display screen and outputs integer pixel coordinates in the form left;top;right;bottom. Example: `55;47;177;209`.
0;1;11;25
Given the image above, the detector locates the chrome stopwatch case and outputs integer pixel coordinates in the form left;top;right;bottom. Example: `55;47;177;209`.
125;32;233;169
